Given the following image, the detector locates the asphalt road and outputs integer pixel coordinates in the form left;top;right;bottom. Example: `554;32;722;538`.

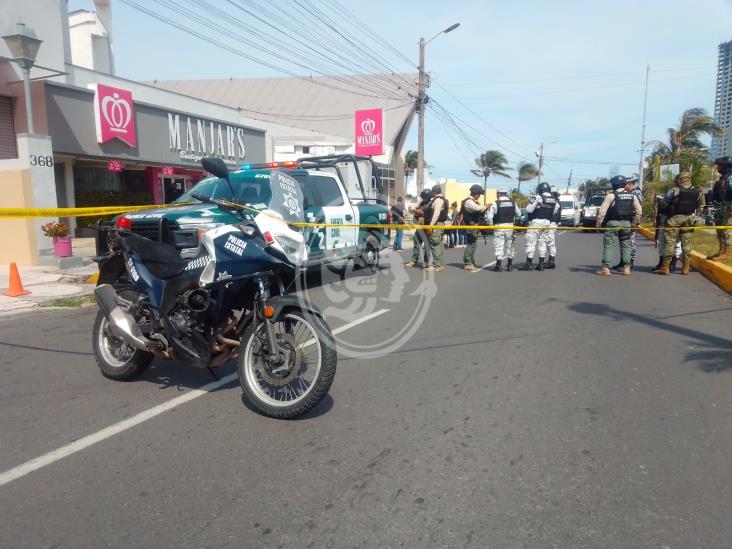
1;231;732;548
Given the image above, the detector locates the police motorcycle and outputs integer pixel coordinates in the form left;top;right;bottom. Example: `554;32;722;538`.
92;158;336;419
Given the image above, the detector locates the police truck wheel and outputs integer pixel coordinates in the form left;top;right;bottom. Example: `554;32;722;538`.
355;233;381;273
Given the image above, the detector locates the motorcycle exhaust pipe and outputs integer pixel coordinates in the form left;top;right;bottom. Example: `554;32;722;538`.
94;284;153;352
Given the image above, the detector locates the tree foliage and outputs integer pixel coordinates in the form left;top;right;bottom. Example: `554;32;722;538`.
475;150;512;180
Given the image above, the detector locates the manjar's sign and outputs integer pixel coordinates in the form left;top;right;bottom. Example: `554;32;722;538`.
354;108;384;156
168;113;247;166
94;84;137;147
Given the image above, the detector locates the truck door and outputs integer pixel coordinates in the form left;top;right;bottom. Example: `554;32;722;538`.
313;174;358;260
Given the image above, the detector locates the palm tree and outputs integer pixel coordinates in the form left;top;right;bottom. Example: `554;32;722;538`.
646;107;722;173
473;150;512;198
516;161;539;194
403;149;418;194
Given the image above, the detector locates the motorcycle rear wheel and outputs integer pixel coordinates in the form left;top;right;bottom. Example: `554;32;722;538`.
92;310;153;381
238;309;337;419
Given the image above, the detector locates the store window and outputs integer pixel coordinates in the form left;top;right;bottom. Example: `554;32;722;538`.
0;96;18;159
162;176;187;203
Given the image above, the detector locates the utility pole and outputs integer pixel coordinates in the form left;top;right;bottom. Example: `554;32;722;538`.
638;65;650;190
415;23;460;195
536;142;545;189
416;37;426;194
566;169;573;193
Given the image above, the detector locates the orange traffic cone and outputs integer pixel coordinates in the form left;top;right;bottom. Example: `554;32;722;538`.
3;263;31;297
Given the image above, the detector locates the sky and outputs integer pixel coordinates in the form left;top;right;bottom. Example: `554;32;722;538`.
70;0;732;189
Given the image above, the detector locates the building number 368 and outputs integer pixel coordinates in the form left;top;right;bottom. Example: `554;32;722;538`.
30;155;54;167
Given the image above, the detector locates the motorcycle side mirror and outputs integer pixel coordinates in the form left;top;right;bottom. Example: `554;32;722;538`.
201;157;230;180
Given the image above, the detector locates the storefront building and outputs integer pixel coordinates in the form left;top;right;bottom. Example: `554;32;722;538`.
45;80;265;235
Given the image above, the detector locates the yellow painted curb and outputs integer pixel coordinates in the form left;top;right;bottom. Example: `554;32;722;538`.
637;226;732;294
689;252;732;295
86;273;99;284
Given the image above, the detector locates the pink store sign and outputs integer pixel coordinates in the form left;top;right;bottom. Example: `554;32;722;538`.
354;108;384;156
93;83;137;147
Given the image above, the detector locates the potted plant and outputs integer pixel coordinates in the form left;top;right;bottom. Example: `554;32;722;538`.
42;221;72;257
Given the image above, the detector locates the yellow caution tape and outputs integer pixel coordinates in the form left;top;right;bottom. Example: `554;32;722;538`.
1;204;731;232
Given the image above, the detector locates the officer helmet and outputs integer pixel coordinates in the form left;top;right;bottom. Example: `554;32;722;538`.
432;184;442;194
609;175;627;190
536;182;551;194
469;184;484;195
715;156;732;175
419;189;432;200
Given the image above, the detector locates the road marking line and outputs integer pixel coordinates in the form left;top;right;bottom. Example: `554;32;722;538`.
0;310;389;488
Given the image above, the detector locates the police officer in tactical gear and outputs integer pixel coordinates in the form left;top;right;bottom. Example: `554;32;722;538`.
654;172;704;275
486;187;521;271
613;176;644;271
707;156;732;261
423;184;448;272
595;175;642;276
460;184;490;271
545;191;562;269
405;188;433;268
520;182;559;271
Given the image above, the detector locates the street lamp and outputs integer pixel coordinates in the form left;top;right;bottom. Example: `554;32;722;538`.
416;22;460;194
3;22;43;134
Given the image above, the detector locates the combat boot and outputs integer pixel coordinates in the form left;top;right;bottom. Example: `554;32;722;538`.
492;260;502;272
506;258;513;272
653;256;663;271
681;258;691;275
707;247;723;260
622;265;631;276
612;261;625;271
669;256;678;273
535;257;545;271
595;266;611;276
519;258;534;271
715;245;732;261
546;256;556;269
653;257;671;275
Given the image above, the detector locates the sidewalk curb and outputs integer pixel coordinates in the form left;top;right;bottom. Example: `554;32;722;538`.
638;227;732;294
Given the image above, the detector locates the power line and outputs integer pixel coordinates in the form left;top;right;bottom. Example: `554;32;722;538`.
118;0;411;101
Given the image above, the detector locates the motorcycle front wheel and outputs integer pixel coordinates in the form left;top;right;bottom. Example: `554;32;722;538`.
238;309;337;419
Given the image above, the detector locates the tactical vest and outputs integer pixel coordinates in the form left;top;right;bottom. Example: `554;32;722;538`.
552;202;562;224
494;199;516;224
712;176;732;203
606;190;635;221
426;196;448;223
460;198;483;225
672;187;700;215
529;193;555;221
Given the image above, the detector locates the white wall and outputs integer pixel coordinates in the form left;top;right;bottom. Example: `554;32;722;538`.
0;0;68;83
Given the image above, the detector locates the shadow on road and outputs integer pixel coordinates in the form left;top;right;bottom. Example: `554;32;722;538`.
0;341;94;356
567;301;732;374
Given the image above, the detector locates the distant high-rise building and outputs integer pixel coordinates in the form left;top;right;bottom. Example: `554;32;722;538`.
712;40;732;159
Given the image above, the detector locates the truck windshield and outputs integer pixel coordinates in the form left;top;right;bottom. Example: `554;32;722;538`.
560;201;574;209
176;175;273;209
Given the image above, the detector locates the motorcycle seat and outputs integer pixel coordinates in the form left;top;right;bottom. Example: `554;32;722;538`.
124;233;188;279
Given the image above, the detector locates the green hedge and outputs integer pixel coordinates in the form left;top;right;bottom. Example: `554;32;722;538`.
74;191;153;229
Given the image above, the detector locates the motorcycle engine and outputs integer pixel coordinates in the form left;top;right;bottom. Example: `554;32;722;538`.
167;289;213;367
